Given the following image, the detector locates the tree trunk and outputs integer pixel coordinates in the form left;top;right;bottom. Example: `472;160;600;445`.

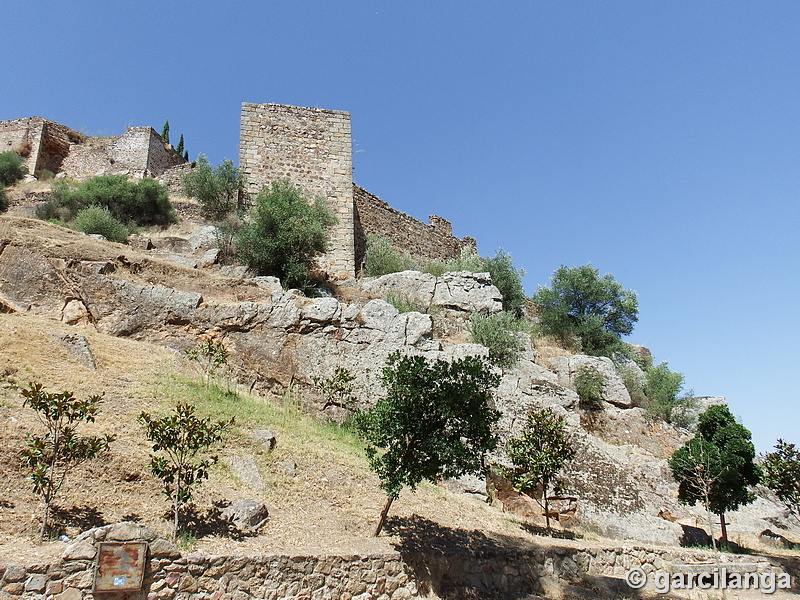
544;492;551;532
40;501;50;543
373;496;395;537
719;512;729;549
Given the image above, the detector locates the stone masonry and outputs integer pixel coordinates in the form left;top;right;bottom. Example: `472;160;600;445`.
239;103;355;280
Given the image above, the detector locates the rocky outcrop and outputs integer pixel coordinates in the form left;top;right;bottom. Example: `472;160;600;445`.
547;354;633;408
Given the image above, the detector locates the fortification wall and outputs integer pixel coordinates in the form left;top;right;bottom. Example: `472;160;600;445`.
0;118;39;174
353;185;477;272
239;103;355;279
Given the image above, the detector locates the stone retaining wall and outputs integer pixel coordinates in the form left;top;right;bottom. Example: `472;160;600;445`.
1;523;793;600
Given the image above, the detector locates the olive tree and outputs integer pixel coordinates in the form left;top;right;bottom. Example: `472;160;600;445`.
762;439;800;524
356;351;501;536
532;264;638;357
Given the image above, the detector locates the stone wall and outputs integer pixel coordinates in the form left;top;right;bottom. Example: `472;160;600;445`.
239;103;355;279
1;523;793;600
353;185;477;272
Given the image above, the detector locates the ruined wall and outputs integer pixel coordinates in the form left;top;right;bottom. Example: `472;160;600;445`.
0;118;39;174
239;103;355;279
353;185;477;272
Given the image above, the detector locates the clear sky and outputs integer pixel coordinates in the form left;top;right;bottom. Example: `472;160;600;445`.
3;1;798;452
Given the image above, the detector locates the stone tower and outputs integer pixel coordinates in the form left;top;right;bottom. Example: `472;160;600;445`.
239;103;355;279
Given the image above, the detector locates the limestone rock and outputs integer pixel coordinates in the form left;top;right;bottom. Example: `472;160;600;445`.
547;355;632;408
224;455;264;493
220;499;269;532
197;248;220;268
250;429;277;450
126;234;153;250
167;254;197;269
188;225;219;251
49;333;96;369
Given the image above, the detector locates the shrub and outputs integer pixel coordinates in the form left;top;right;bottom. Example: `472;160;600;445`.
446;247;487;273
484;249;527;317
181;154;242;221
53;175;175;227
185;338;229;388
235;179;336;290
616;360;647;406
363;234;418;277
0;152;27;186
575;366;604;409
36;169;55;181
0;187;7;213
469;310;527;368
532;264;638;357
384;293;426;314
73;206;131;243
643;361;695;426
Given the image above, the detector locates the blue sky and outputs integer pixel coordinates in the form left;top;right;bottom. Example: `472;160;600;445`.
3;2;798;452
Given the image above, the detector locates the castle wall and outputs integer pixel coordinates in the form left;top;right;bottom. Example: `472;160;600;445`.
0;117;41;175
239;103;355;279
353;185;477;272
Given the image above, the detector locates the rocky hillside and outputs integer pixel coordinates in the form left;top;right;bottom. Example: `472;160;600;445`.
0;206;798;556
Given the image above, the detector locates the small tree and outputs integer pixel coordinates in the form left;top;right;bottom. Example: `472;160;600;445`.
762;439;800;524
468;311;527;368
643;361;695;425
503;408;575;531
312;366;356;411
185;338;229;388
532;264;638;357
175;134;185;157
161;120;170;145
181;155;242;220
235;179;336;290
669;405;761;547
484;250;527;318
0;152;28;186
356;351;501;536
574;366;604;409
21;382;115;541
139;404;233;541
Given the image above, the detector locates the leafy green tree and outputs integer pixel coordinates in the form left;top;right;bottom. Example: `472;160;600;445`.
181;155;242;220
312;366;356;411
532;264;638;357
0;152;28;186
762;439;800;524
235;179;335;290
503;408;575;531
669;405;761;547
161;120;170;145
139;404;233;541
356;351;501;536
185;338;229;388
484;250;527;317
21;382;115;541
176;134;185;157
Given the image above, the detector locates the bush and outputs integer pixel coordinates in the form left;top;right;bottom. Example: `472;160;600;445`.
53;175;175;227
181;155;242;221
0;187;7;213
575;366;604;409
616;359;647;406
235;179;336;290
644;361;695;426
469;310;528;368
73;205;131;243
484;250;527;317
363;235;419;276
0;152;27;186
532;264;638;357
36;169;55;181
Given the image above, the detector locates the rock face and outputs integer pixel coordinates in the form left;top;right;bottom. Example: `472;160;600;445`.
1;229;798;549
220;499;269;531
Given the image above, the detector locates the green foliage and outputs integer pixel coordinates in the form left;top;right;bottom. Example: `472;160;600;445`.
73;205;132;243
181;155;242;221
669;405;761;547
355;351;501;535
0;187;7;213
762;439;800;524
312;366;356;411
469;310;527;368
235;179;336;290
615;360;647;407
384;293;426;314
532;264;638;357
643;361;695;426
175;134;185;157
138;403;233;541
0;152;27;186
185;338;229;388
36;169;55;181
161;120;170;145
52;175;175;227
363;234;418;277
21;382;115;541
575;366;605;409
484;250;527;317
503;408;575;530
